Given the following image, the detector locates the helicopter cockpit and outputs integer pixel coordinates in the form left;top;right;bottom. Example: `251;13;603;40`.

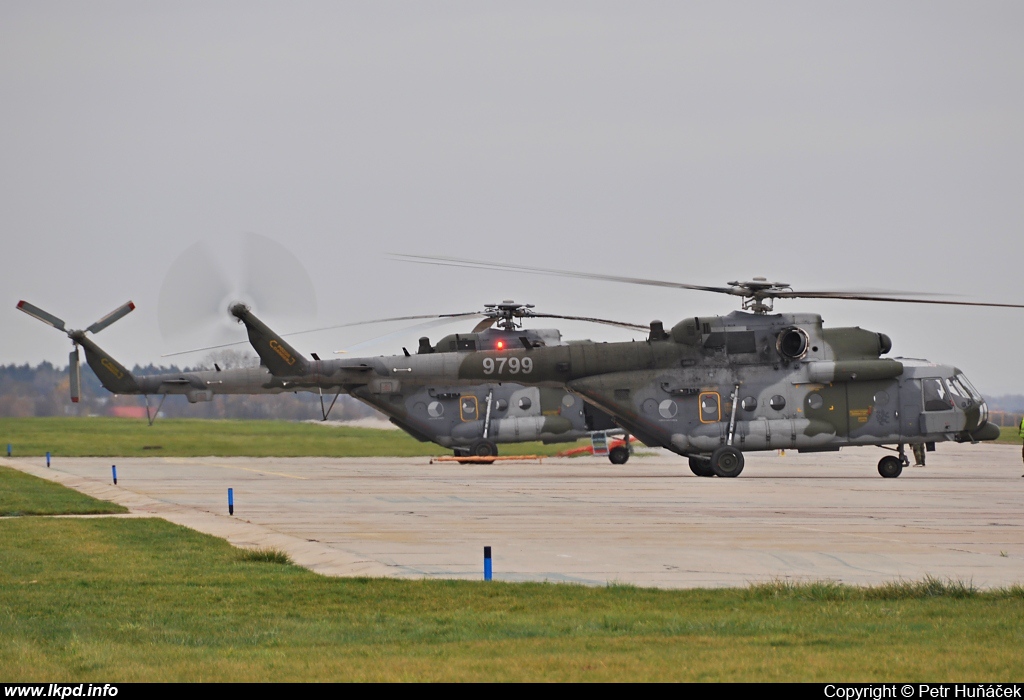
922;371;988;422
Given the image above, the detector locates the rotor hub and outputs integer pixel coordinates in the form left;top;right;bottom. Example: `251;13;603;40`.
483;300;535;331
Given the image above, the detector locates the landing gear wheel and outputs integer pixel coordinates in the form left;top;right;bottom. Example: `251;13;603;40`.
688;456;715;477
608;446;630;465
878;455;902;478
470;440;498;458
710;446;744;478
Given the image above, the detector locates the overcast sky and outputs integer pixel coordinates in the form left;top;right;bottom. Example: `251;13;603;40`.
2;2;1023;394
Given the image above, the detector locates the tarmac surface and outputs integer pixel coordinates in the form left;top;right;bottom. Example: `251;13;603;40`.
4;443;1023;589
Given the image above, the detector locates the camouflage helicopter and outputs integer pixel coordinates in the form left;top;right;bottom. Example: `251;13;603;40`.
16;299;638;464
232;260;1019;479
232;300;643;462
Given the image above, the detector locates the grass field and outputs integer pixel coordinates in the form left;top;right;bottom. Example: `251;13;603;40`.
2;417;1016;459
0;417;588;458
2;465;1023;682
3;515;1023;682
0;466;127;516
999;426;1023;444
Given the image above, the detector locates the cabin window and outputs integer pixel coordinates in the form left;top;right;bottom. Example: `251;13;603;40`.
741;396;758;412
699;392;720;423
460;396;478;421
770;395;786;411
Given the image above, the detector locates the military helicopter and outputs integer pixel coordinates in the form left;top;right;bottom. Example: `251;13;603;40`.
232;299;643;462
16;299;638;464
232;259;1019;478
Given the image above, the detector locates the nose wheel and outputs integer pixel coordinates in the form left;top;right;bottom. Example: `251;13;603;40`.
608;446;630;464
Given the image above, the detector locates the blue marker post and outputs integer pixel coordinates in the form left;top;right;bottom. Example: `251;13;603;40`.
228;488;234;516
46;452;50;468
112;465;117;485
484;546;492;581
6;444;11;457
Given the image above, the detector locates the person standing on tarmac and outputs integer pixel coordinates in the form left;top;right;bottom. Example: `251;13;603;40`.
912;442;926;467
1019;415;1024;475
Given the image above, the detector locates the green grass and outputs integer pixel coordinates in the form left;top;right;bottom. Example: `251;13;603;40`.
1;453;1022;681
0;516;1021;681
998;426;1023;444
0;417;588;458
0;465;127;516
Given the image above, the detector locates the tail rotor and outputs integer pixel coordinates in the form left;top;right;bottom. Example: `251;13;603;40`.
16;300;136;403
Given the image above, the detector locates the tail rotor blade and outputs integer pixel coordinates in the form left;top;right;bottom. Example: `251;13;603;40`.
86;301;136;334
69;348;81;403
16;301;67;332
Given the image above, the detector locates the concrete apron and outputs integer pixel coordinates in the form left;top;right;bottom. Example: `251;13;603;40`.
3;443;1023;589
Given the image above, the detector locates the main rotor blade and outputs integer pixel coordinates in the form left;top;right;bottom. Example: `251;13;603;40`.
392;255;1018;309
390;254;736;295
16;301;67;332
771;291;1024;309
284;312;483;338
335;316;481;354
69;348;81;403
471;317;496;333
530;313;648;332
162;312;487;357
86;301;136;334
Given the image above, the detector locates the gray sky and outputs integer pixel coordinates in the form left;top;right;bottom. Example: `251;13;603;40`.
2;1;1023;394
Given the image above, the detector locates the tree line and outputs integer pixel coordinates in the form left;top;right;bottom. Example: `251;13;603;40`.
0;360;380;422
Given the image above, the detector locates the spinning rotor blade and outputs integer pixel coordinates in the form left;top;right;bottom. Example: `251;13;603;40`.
85;301;136;334
392;255;1024;310
68;348;81;403
157;241;235;340
158;232;318;346
17;301;67;332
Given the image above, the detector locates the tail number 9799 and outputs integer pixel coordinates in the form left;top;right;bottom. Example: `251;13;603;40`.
482;356;533;375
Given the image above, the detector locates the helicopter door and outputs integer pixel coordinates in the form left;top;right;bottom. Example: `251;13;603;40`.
459;396;479;422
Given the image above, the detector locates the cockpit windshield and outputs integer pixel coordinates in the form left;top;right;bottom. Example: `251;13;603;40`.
949;372;983;403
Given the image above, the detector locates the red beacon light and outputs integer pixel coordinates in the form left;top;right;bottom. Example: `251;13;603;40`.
495;340;505;350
